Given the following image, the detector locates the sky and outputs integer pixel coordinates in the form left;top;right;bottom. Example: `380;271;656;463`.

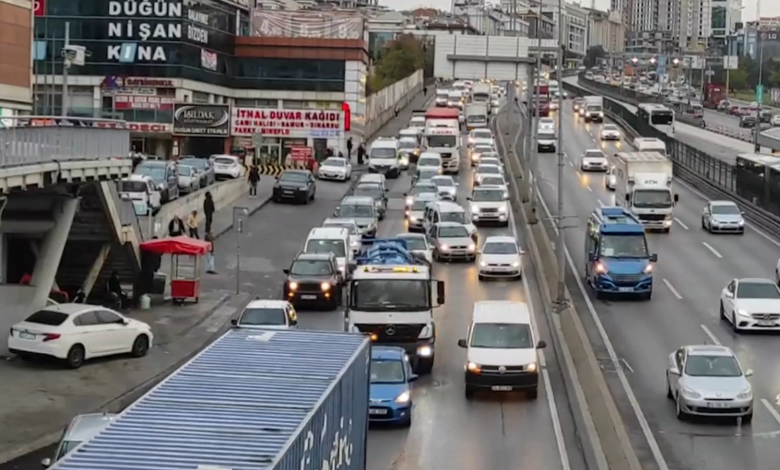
377;0;780;22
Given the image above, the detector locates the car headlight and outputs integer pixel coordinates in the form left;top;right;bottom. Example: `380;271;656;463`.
321;282;331;292
440;244;450;251
395;391;411;404
737;388;752;399
526;362;537;373
409;215;417;222
644;264;653;274
681;387;701;399
406;196;414;205
498;205;507;213
737;309;750;317
738;220;745;226
512;261;520;267
471;205;480;213
288;281;298;291
467;244;476;251
594;262;606;274
417;345;433;357
480;261;487;267
466;362;481;372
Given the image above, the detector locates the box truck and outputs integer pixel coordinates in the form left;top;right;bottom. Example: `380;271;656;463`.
613;151;679;232
583;96;604;122
48;328;370;470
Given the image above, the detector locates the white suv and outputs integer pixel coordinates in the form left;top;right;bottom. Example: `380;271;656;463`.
468;185;509;226
458;301;546;399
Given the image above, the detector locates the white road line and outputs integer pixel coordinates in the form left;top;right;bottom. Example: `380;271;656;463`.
662;279;683;300
702;241;723;258
586;186;593;192
673;217;689;230
536;190;670;470
620;358;635;373
761;399;780;426
597;199;605;207
700;324;722;345
568;161;574;167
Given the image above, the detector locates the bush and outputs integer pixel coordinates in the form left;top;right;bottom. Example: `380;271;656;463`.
367;34;425;95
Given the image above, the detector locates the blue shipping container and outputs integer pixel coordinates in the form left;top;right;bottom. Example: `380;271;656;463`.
50;328;371;470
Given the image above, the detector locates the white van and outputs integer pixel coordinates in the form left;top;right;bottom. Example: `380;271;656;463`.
304;227;352;275
448;90;464;109
633;137;667;156
368;138;401;178
358;173;386;193
457;301;547;399
423;201;477;241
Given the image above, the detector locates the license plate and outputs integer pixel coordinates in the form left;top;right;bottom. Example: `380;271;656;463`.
757;320;776;326
369;408;387;415
492;385;512;391
19;332;35;340
707;402;729;408
618;287;634;292
301;295;317;300
283;191;293;195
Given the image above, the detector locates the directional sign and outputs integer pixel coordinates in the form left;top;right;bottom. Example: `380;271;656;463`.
757;84;764;104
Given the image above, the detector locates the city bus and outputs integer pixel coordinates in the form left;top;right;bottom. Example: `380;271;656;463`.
734;153;780;216
637;104;675;133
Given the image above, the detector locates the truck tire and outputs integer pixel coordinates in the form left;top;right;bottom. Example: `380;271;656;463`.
416;356;434;375
465;386;475;399
527;388;538;400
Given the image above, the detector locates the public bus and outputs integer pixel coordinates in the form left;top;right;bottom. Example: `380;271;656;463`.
734;153;780;216
637;104;675;133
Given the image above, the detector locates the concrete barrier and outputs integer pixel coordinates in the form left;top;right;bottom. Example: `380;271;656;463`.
365;70;424;138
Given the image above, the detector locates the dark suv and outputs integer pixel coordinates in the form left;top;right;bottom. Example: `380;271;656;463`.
283;252;343;310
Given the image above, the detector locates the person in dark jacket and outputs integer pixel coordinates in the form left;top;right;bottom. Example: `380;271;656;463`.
326;147;334;158
357;143;366;165
203;191;215;234
107;271;128;309
204;232;217;274
248;165;260;197
346;137;353;158
168;214;185;237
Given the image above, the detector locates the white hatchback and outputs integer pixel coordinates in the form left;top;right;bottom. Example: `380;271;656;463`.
318;157;352;181
478;236;523;280
580;149;608;172
211;154;244;179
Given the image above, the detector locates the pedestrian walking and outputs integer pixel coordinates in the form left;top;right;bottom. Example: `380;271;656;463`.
204;232;217;274
423;86;427;97
248;164;260;197
357;142;366;165
168;214;185;237
203;191;215;234
187;210;199;239
346;137;353;159
394;106;400;118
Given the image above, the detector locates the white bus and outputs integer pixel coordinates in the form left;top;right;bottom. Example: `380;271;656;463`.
637;104;675;134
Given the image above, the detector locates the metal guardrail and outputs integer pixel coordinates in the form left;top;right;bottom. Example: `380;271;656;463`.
562;78;780;234
0;116;131;169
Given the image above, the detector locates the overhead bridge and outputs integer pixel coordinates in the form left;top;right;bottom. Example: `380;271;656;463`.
0;117;143;348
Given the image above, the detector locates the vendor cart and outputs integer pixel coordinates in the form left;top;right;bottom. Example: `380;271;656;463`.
139;236;211;304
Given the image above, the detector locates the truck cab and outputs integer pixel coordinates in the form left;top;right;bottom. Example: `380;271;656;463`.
423;126;461;175
613;151;678;232
347;239;445;374
584;207;657;300
465;102;489;130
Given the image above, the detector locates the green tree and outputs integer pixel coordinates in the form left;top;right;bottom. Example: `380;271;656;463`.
584;45;606;68
367;34;425;94
728;68;748;91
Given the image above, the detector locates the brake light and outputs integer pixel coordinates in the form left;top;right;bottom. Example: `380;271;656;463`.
43;333;61;342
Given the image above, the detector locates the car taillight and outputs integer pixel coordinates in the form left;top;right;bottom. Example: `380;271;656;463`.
43;333;61;342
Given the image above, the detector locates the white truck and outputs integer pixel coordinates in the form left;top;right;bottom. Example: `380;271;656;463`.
633;137;667;156
471;83;491;104
423;126;461;174
613;151;679;233
583;96;604;122
465;102;488;130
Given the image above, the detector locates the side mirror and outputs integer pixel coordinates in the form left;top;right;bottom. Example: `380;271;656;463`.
289;317;298;326
650;253;658;262
41;458;52;468
283;268;290;275
674;194;679;202
741;211;745;216
466;196;472;200
436;280;445;305
122;318;130;325
745;368;754;377
230;319;237;326
725;291;734;298
588;253;597;262
536;340;547;349
409;373;419;382
668;367;680;376
275;176;279;180
457;339;467;348
624;194;630;202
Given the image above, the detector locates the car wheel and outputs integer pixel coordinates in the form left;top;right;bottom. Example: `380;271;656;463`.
666;378;673;399
131;335;150;357
742;413;753;424
465;386;475;399
416;357;434;375
478;274;485;281
732;311;740;333
66;344;85;369
527;388;538;400
399;414;412;428
719;302;727;321
701;218;706;229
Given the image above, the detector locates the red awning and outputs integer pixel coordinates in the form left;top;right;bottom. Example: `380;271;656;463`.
139;236;211;256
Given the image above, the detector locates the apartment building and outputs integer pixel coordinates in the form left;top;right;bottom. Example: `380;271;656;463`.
587;9;626;60
0;0;33;122
626;0;710;54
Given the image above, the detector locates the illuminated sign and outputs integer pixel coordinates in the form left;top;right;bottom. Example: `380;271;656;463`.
231;108;344;138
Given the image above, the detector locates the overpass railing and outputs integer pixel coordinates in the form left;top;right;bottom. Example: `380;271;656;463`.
0;116;131;169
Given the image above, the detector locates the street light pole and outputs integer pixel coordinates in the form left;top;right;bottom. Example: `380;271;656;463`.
555;0;566;303
725;5;732;99
753;0;763;152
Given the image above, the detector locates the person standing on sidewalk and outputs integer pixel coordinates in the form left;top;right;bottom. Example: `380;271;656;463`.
203;191;215;234
346;137;353;159
168;214;185;237
204;232;217;274
248;164;260;198
187;210;200;239
357;142;366;165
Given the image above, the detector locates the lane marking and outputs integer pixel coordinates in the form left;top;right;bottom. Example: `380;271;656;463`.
597;199;605;207
568;161;574;167
702;242;723;258
536;184;671;470
700;324;722;345
761;399;780;426
620;358;635;373
662;279;683;300
586;186;593;192
673;217;689;230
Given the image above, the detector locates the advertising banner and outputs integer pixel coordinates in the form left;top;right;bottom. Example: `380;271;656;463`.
231;108;343;139
115;95;176;110
251;11;364;40
173;104;230;137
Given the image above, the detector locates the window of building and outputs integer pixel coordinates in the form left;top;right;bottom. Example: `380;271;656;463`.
233;58;345;92
192;91;210;103
235;98;278;108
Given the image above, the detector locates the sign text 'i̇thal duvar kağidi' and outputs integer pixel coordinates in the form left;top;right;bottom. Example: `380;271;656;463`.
231;109;344;139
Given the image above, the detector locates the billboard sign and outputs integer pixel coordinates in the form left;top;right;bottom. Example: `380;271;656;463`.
173;104;230;137
34;0;45;16
231;108;343;139
251;11;364;40
115;95;176;110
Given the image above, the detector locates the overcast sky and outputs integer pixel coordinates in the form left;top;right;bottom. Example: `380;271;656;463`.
378;0;780;23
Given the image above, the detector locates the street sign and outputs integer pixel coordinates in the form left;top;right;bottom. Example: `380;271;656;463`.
757;84;764;104
252;133;264;148
724;56;739;70
233;207;249;234
705;70;715;76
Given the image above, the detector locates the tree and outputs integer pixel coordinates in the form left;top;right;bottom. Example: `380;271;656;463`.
367;34;425;94
584;45;606;68
728;68;748;91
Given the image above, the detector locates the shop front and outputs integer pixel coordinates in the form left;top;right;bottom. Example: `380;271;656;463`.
172;104;231;158
230;108;346;165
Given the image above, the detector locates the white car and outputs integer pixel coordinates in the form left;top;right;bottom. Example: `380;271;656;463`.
469;185;509;226
478;235;523;280
8;304;153;368
605;166;617;190
666;345;753;422
771;114;780;127
537;117;555;132
431;175;458;201
318;157;352;181
479;175;508;195
416;152;443;173
600;124;621;140
471;145;496;166
720;278;780;332
395;233;433;264
473;163;503;186
468;129;493;148
117;175;162;215
479;157;504;173
322;218;362;254
231;299;298;329
580;149;608;171
211;154;244;179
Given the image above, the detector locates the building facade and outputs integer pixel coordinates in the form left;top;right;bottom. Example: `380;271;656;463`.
587;9;626;61
626;0;712;55
33;0;366;162
1;0;33;121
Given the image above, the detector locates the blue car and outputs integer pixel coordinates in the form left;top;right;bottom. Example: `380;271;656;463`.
369;346;417;427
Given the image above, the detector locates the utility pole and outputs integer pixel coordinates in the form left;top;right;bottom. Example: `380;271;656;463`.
555;0;566;303
753;0;763;152
526;64;538;223
725;6;732;99
61;21;70;117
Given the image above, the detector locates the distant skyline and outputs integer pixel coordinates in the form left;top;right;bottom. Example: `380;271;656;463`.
377;0;780;22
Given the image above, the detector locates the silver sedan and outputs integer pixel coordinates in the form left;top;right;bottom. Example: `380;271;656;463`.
701;200;745;234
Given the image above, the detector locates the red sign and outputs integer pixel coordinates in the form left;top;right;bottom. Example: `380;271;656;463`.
124;77;175;87
290;146;312;161
231;108;343;137
33;0;45;16
96;122;171;133
115;95;175;110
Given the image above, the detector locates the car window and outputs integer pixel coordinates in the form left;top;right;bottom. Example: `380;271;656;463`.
439;225;469;237
684;355;741;377
711;204;740;215
736;282;780;299
24;310;69;326
370;359;406;384
280;172;308;183
585;151;605;158
73;311;99;326
482;242;518;254
477;166;500;174
398;237;427;250
305;239;346;257
239;307;287;326
470;323;532;348
290;259;334;275
323;158;346;167
214;157;235;165
95;310;123;324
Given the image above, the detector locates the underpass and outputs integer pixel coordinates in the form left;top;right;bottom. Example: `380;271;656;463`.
508;91;780;470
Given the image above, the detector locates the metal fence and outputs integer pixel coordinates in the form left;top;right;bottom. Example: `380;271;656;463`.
0;116;131;169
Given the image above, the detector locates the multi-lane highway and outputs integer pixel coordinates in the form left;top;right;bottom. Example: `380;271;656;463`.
510;89;780;470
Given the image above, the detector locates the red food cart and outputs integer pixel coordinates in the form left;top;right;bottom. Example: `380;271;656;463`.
139;236;211;304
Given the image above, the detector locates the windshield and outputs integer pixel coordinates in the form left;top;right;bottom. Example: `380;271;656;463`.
323;222;356;234
650;112;674;125
684;355;741;377
585;151;605;159
354;185;382;199
467;115;486;123
290;260;333;276
481;176;505;186
470;323;532;349
439;225;469;237
56;440;82;461
477;166;500;175
411;198;433;211
473;131;492;139
239;308;286;326
411;184;436;196
371;147;396;158
431;177;453;187
135;165;166;181
305;239;345;257
737;282;780;299
410;118;425;126
472;92;490;102
178;165;193;176
118;180;147;192
538;132;556;140
398;141;416;150
397;237;427;251
599;234;649;258
481;158;501;167
437;90;448;97
351;279;429;310
603;125;618;131
441;212;468;224
323;158;346;167
712;204;740;215
418;158;440;167
472;189;505;201
180;159;208;169
482;242;517;254
475;146;493;153
587;105;603;112
214;157;235;165
371;360;406;384
417;169;438;180
633;189;672;208
280;172;308;183
427;135;457;148
25;309;68;326
339;204;374;218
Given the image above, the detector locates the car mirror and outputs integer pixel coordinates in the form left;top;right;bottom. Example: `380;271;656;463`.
725;291;734;298
741;211;745;216
283;268;290;275
668;367;680;376
674;194;679;203
588;253;597;262
275;176;279;180
536;340;547;349
289;317;298;326
650;253;658;262
745;368;753;377
41;458;52;468
409;373;419;382
231;319;237;326
466;196;472;200
457;339;467;348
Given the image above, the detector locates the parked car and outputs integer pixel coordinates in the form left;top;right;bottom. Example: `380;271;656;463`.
133;160;179;203
41;413;117;467
179;156;216;187
272;169;316;204
177;164;201;194
211;154;244;180
117;175;162;215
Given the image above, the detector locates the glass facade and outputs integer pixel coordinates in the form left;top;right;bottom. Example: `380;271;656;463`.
233;58;345;92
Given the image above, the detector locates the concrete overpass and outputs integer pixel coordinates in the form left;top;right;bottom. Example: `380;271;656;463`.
0;117;139;343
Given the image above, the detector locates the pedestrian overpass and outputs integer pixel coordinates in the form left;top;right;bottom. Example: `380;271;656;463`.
0;117;142;345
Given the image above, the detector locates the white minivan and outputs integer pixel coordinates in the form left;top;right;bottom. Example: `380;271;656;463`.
304;227;352;275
